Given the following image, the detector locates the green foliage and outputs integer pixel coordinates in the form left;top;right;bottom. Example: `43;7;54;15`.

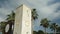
40;18;50;34
6;11;15;21
38;30;44;34
50;23;58;34
40;18;50;28
33;31;37;34
0;21;7;34
33;30;44;34
50;23;58;31
1;22;7;29
32;9;38;20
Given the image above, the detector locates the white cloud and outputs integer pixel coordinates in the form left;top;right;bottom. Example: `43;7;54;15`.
40;3;59;17
23;0;60;20
0;8;11;15
0;17;5;22
0;8;12;22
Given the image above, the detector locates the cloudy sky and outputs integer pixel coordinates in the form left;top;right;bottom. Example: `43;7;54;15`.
0;0;60;33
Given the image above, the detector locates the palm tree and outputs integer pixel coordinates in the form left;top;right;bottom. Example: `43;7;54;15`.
40;18;50;34
6;11;15;34
1;21;7;34
32;9;38;20
50;23;58;34
32;9;38;34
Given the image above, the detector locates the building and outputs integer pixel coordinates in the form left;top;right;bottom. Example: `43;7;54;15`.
13;4;32;34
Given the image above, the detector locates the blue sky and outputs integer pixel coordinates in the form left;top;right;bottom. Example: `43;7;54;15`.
0;0;60;33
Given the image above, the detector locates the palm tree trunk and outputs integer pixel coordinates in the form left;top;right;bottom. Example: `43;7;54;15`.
55;29;56;34
45;28;46;34
54;29;56;34
7;23;13;34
